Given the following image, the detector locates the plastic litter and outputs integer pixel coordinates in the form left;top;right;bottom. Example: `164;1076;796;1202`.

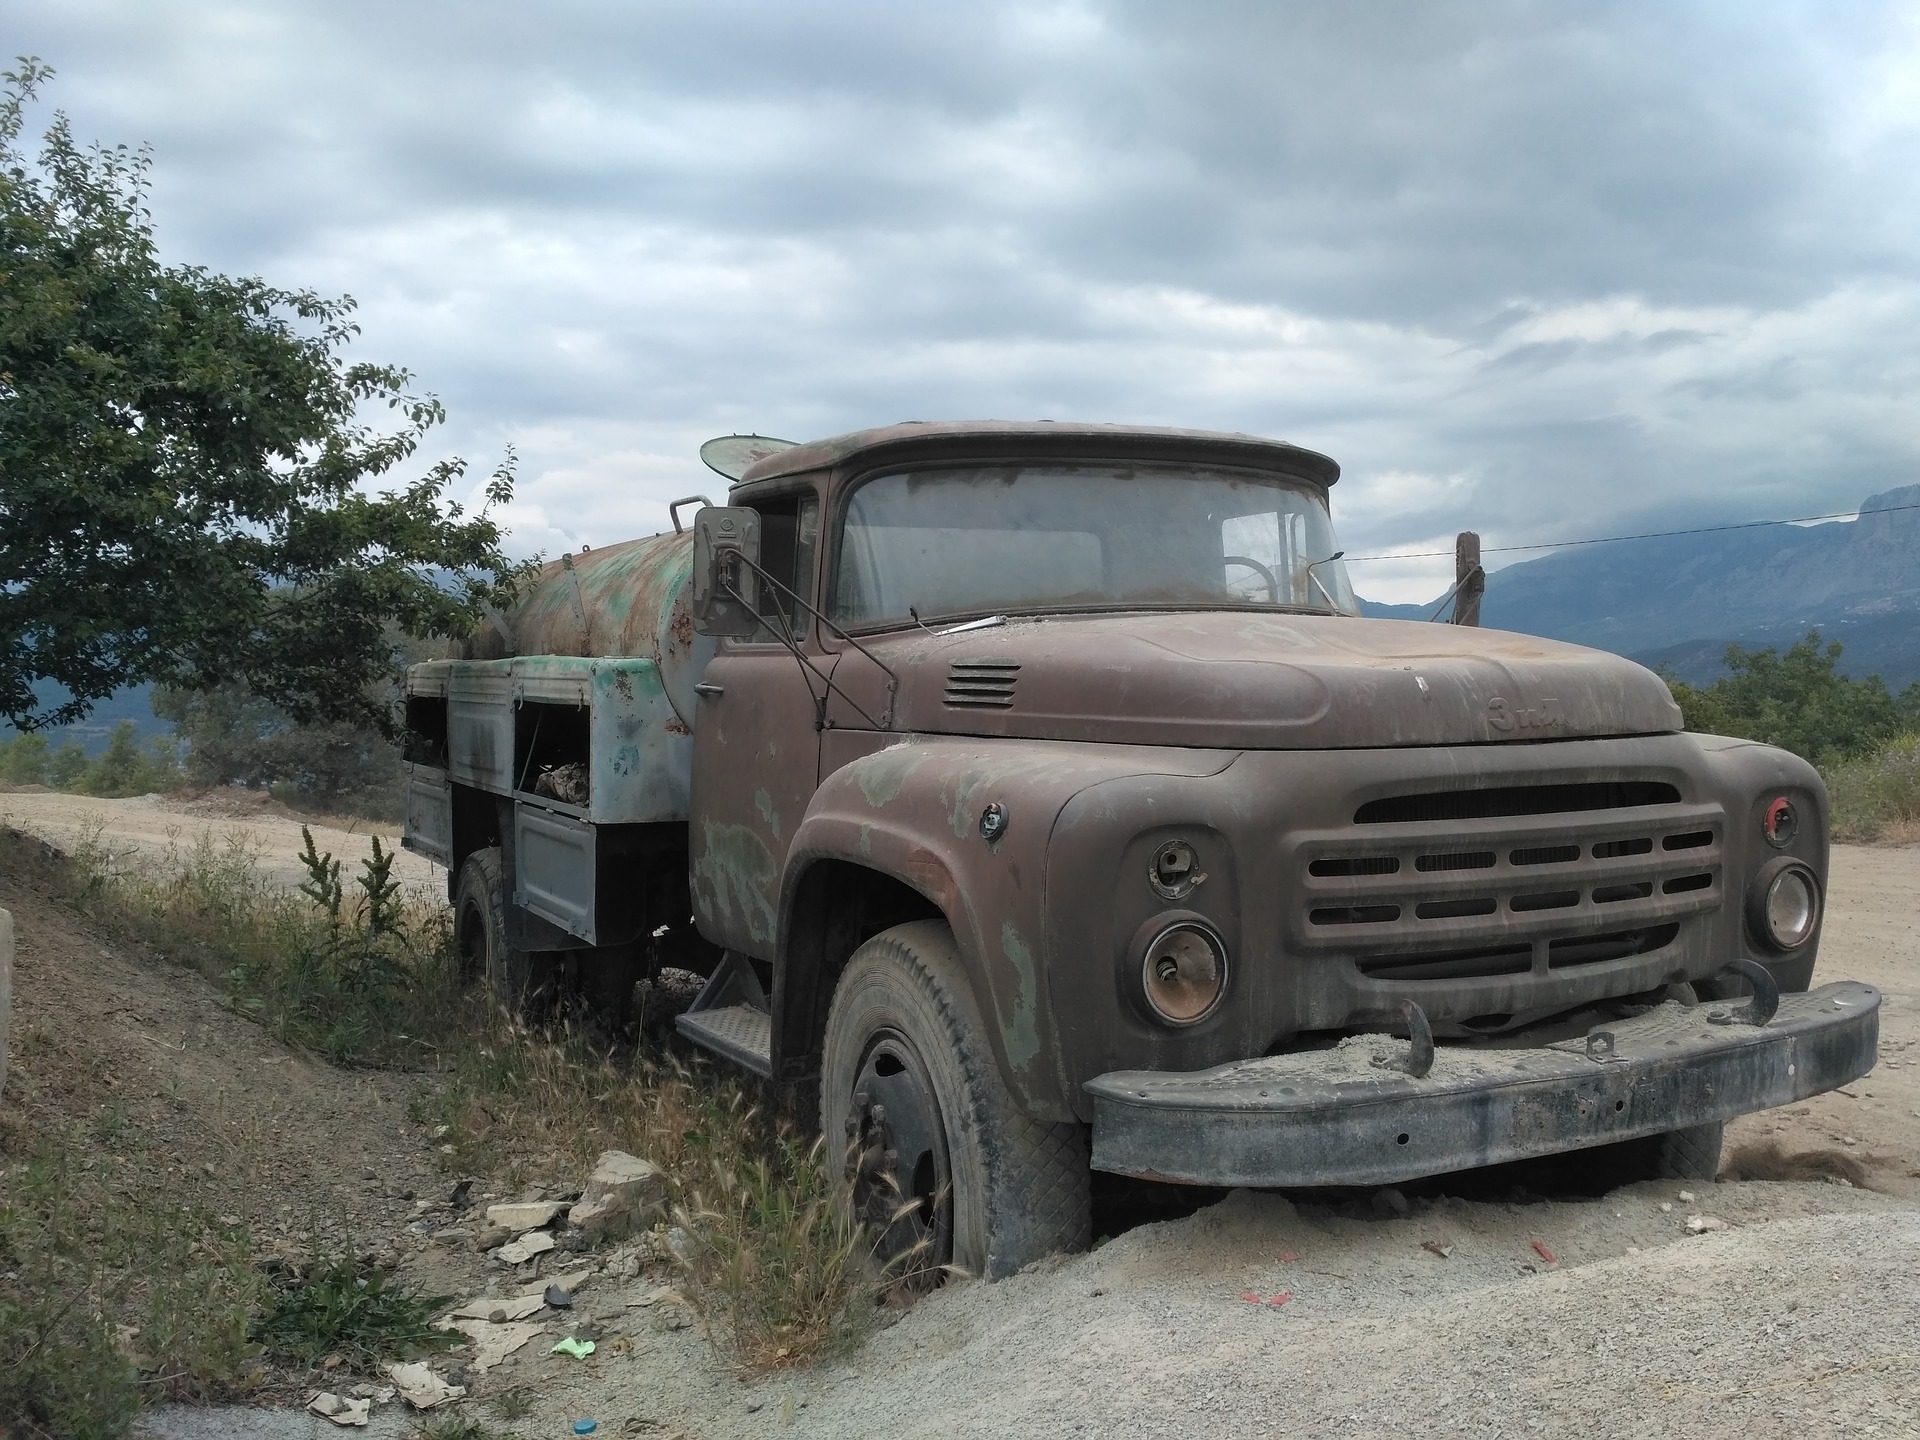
1277;1250;1300;1262
1530;1239;1557;1264
1266;1291;1292;1307
553;1336;597;1358
1421;1239;1455;1259
574;1422;598;1435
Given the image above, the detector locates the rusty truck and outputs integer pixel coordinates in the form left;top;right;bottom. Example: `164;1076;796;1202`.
401;421;1879;1280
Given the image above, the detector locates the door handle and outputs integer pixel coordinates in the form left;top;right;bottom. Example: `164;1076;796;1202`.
694;683;725;699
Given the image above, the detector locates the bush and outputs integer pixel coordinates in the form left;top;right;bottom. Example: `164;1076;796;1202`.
0;731;47;784
1826;733;1920;843
1666;631;1920;766
152;683;405;822
0;720;180;797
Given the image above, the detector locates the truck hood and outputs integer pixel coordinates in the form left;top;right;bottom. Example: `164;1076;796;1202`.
847;611;1682;749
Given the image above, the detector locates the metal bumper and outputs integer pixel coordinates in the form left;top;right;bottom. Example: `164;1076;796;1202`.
1085;981;1880;1188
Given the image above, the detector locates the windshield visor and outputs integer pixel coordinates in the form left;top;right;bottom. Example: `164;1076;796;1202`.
832;464;1358;628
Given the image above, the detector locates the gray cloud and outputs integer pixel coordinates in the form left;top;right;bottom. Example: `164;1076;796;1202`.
10;0;1920;599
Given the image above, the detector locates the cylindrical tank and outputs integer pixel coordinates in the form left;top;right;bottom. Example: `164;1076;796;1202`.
466;531;716;725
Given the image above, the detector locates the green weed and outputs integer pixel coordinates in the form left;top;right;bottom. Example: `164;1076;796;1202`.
251;1259;454;1370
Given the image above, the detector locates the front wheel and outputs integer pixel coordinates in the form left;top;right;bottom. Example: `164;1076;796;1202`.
820;920;1090;1284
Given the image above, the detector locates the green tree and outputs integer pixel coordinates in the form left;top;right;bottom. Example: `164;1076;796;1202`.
74;716;179;797
0;59;526;737
45;739;87;787
0;729;47;782
1667;631;1912;764
154;680;405;819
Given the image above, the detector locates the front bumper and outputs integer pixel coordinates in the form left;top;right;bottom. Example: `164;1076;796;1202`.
1085;981;1879;1188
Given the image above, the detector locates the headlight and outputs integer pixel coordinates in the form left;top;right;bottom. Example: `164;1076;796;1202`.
1748;857;1820;952
1136;917;1228;1026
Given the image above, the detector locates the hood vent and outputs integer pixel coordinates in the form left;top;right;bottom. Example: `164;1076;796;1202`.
946;658;1020;709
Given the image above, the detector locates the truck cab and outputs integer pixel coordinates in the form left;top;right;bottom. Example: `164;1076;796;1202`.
404;421;1879;1282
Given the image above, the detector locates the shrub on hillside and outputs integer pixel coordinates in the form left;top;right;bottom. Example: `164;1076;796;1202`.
1665;631;1920;765
0;720;179;797
1826;733;1920;843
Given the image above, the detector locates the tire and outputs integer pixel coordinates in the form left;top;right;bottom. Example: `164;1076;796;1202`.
453;848;554;1012
821;919;1091;1283
1581;1121;1724;1187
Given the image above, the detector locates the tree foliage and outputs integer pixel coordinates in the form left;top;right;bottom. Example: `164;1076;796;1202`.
0;58;526;735
153;681;404;819
1666;631;1920;764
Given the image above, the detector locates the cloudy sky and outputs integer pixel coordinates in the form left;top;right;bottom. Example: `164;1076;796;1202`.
11;0;1920;600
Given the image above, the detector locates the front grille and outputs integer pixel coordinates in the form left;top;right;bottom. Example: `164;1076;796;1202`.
1293;781;1721;985
944;659;1019;708
1354;781;1682;825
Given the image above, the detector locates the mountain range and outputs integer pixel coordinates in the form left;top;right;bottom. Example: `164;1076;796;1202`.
1359;483;1920;690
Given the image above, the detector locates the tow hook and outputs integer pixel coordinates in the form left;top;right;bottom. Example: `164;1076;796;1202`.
1370;998;1435;1079
1708;957;1781;1027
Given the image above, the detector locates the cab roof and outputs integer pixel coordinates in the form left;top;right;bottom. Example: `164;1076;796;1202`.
734;420;1341;488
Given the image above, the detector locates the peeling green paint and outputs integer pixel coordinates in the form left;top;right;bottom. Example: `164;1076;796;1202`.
610;743;642;777
857;821;875;856
754;788;782;840
946;769;990;838
691;821;779;946
998;921;1040;1071
854;745;927;808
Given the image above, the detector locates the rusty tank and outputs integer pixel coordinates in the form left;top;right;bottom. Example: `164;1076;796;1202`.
462;530;714;726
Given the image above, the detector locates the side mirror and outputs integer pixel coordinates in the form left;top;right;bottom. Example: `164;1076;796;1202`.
690;507;762;638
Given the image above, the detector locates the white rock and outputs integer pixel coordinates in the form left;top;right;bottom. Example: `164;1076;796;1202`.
569;1150;667;1240
449;1292;547;1323
486;1201;567;1230
497;1230;558;1265
1685;1214;1729;1234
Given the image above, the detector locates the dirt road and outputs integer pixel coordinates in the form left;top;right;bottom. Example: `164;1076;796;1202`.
0;786;441;894
0;787;1912;1438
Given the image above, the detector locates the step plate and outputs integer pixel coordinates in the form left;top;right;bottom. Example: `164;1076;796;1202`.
676;1003;773;1077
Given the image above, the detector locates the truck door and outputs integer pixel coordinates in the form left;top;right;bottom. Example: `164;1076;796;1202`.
688;487;825;958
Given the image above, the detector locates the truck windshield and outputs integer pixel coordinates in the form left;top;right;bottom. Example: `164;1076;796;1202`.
832;464;1359;628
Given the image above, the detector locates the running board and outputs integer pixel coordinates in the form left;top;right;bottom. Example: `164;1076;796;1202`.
674;951;773;1077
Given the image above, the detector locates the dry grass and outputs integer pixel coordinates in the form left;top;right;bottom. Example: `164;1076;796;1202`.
1826;733;1920;844
12;820;876;1381
427;1017;873;1370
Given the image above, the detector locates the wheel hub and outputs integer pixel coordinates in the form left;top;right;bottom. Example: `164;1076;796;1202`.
843;1029;953;1284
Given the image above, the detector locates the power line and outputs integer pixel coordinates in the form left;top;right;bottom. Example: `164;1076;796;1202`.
1341;499;1920;563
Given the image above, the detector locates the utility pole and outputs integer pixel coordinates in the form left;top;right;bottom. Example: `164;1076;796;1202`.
1451;531;1485;626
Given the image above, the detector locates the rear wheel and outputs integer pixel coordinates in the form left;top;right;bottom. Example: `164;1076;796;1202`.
453;848;555;1013
820;920;1090;1284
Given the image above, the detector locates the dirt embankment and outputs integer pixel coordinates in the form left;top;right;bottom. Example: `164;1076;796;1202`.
0;788;1914;1438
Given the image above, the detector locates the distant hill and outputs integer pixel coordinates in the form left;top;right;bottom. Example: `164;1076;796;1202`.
1359;484;1920;690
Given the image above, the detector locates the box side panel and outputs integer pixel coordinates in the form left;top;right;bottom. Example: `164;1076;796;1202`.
447;661;514;792
402;764;452;865
514;802;596;940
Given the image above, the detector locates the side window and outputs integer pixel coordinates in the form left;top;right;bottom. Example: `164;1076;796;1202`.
743;492;819;643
